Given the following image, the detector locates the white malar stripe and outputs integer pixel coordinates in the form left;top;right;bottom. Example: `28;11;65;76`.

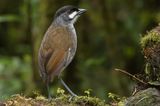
69;11;77;19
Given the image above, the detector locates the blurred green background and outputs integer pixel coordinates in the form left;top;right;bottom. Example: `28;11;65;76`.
0;0;159;101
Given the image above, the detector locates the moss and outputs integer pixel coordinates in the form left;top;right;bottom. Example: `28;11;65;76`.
140;25;160;82
124;25;160;105
2;88;109;106
140;30;160;48
107;92;126;106
2;95;108;106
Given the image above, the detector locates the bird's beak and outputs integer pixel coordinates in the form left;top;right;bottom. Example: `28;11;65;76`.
78;8;87;15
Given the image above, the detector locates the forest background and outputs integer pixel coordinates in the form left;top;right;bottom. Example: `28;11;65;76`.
0;0;159;102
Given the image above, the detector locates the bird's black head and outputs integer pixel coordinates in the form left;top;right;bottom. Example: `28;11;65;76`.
54;5;86;25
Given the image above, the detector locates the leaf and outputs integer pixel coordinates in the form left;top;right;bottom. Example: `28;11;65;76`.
0;15;19;22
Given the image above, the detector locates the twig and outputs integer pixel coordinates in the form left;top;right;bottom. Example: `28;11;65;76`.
115;68;147;85
135;96;148;105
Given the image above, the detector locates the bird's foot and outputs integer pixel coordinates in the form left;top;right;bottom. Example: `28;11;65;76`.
68;94;78;102
48;96;52;101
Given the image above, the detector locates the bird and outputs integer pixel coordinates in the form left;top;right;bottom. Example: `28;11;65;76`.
38;5;86;98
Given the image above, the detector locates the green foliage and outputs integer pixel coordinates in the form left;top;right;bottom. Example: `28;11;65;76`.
56;88;65;95
108;92;125;105
84;89;92;97
0;15;19;22
0;55;33;100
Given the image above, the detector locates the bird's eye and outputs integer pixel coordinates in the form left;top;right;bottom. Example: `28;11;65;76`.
70;8;79;13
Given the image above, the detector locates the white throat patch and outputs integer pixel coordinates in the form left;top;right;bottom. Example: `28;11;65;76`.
69;11;78;19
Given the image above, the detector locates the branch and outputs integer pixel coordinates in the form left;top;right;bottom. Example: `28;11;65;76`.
115;68;147;85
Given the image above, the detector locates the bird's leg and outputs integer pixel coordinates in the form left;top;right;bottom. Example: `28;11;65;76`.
46;82;52;100
59;78;77;97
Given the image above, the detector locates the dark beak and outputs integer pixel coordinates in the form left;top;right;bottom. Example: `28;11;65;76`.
78;8;87;15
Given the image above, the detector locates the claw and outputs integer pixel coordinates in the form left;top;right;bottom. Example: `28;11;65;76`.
68;95;77;102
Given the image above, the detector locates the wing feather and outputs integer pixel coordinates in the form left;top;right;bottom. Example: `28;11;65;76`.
38;25;72;82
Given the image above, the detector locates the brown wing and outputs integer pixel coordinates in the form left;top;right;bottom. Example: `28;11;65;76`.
38;25;72;82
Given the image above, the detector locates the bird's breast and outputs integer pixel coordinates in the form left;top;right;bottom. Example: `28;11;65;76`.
66;26;77;64
68;25;77;50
